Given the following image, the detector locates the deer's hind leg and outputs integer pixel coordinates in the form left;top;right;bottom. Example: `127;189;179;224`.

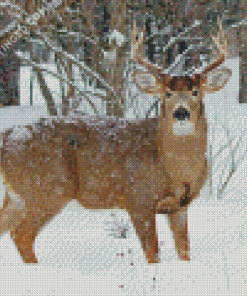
10;210;39;263
10;199;69;264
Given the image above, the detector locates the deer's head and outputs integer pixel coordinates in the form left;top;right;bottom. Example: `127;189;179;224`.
131;17;232;136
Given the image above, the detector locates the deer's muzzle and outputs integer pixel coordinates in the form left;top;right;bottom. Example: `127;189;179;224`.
173;106;190;121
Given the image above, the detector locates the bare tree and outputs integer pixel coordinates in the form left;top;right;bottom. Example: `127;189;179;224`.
0;2;21;106
239;0;247;103
104;0;127;116
0;0;243;115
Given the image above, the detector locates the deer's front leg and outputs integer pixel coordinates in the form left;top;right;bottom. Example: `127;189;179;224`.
167;206;190;261
128;206;160;263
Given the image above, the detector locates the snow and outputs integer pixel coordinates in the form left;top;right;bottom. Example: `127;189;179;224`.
108;30;126;47
103;48;117;62
0;57;247;295
8;125;32;142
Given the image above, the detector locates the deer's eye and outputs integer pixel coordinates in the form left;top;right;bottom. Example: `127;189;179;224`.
192;90;198;96
165;91;172;98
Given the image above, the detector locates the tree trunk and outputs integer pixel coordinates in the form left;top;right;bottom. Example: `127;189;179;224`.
103;0;127;117
0;47;20;106
239;0;247;103
35;68;57;116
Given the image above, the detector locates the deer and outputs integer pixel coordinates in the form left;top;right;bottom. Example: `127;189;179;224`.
0;18;231;264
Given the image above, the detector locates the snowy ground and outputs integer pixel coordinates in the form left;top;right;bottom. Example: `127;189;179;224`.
0;58;247;295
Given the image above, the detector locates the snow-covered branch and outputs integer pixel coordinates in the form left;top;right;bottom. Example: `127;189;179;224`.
162;20;202;63
167;41;203;74
218;134;244;198
17;52;100;114
208;116;246;200
34;30;116;98
108;30;126;47
229;16;247;28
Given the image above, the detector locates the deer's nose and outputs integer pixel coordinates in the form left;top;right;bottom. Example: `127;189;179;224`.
173;106;190;121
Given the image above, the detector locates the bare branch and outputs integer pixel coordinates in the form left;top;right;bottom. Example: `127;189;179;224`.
17;52;100;114
34;30;116;97
166;41;203;74
35;67;57;116
201;17;228;76
131;20;163;75
218;134;244;198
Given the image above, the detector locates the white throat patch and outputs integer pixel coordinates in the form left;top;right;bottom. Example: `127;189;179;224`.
173;121;195;136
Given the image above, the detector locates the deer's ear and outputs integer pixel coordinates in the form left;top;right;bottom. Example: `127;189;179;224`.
203;67;232;93
132;71;162;94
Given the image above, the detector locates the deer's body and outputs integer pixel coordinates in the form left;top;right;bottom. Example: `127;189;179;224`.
0;18;231;263
1;116;167;211
1;112;207;208
0;110;206;263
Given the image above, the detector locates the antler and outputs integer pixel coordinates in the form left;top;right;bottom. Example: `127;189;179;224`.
201;16;228;76
131;21;162;76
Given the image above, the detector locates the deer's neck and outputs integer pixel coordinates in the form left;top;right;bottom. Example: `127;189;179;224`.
157;116;207;162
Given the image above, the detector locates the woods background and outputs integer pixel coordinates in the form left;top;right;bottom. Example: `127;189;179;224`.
0;0;246;116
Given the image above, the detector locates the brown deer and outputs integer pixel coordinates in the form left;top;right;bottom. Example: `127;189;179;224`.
0;18;231;264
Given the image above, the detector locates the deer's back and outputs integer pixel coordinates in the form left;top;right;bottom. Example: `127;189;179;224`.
0;115;167;210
